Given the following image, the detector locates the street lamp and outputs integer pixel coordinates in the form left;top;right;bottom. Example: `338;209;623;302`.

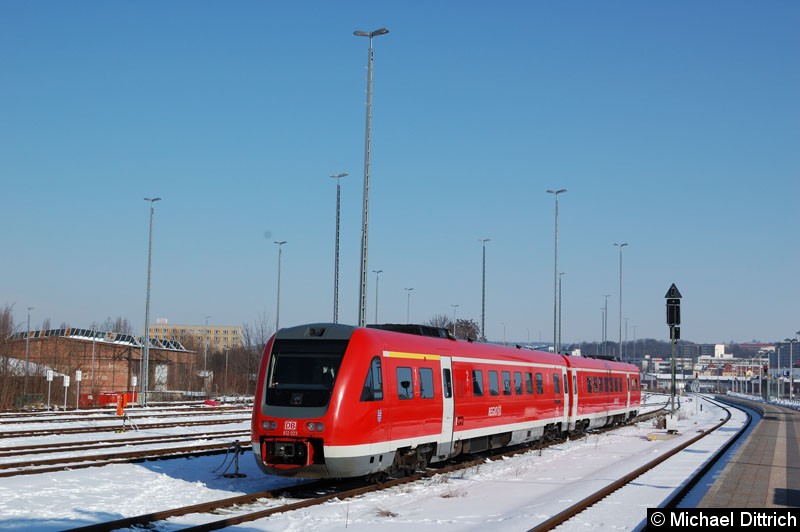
274;241;287;332
558;272;565;354
330;172;348;323
479;238;490;341
451;304;459;338
614;242;628;360
204;315;211;372
141;197;161;406
373;269;383;323
546;189;566;354
404;287;413;324
603;294;610;357
354;27;389;328
786;336;798;401
24;307;33;399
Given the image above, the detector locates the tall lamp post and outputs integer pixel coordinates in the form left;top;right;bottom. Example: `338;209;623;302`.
786;336;798;401
373;269;383;323
613;242;628;360
404;287;413;324
546;189;566;354
330;172;348;323
558;272;565;353
603;294;610;357
354;27;389;328
141;197;161;406
479;238;490;341
451;304;459;338
24;307;33;399
274;241;287;332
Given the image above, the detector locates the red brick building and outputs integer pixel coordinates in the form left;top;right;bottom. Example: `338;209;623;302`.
8;327;198;405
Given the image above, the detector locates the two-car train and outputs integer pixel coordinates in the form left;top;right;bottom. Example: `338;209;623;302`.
251;323;641;479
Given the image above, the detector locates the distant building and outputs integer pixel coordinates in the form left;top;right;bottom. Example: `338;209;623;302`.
7;327;196;405
147;321;243;353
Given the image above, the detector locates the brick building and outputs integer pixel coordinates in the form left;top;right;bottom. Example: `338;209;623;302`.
7;327;197;405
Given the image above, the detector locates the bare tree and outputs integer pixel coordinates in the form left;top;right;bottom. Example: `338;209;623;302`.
426;314;451;329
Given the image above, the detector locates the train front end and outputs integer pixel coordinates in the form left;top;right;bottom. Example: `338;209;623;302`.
251;323;357;478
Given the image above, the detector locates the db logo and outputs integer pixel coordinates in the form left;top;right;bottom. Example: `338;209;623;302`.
284;421;297;430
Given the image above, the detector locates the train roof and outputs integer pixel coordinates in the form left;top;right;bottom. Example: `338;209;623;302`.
273;323;638;372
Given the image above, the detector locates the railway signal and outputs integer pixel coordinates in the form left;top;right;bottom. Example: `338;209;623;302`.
665;283;682;431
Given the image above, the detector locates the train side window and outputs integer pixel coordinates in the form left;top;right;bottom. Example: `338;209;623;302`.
573;375;577;394
525;372;534;394
586;377;592;393
419;367;434;399
593;376;598;393
553;374;561;394
535;373;544;394
514;372;523;395
502;371;512;395
397;367;413;400
488;371;500;396
472;370;484;396
360;356;383;402
443;368;452;399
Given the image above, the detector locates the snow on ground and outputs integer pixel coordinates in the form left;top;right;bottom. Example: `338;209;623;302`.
0;395;747;531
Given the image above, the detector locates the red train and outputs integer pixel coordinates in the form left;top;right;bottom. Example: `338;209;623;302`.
251;323;641;479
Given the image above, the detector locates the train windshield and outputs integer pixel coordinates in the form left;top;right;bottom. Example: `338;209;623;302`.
265;339;347;407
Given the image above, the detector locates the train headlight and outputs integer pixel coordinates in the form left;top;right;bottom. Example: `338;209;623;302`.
262;420;277;430
306;421;325;432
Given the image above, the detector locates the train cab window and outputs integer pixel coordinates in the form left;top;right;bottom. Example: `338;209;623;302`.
443;368;452;399
419;368;434;399
535;373;544;394
360;356;384;402
472;370;484;396
488;371;500;396
514;372;523;395
502;371;512;395
553;374;561;394
397;367;413;400
525;372;534;394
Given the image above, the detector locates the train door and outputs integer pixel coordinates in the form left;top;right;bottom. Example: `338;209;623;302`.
568;368;578;431
626;373;631;410
437;356;455;457
560;367;569;432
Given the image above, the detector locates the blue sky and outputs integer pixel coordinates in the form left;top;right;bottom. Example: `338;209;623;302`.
2;1;798;345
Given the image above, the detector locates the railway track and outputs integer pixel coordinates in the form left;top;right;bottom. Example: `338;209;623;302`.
0;415;249;439
0;433;251;478
531;395;748;530
63;404;676;531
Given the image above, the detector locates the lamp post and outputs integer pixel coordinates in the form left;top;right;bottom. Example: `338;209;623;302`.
330;172;348;323
24;306;32;399
613;242;628;360
479;238;490;341
373;270;383;323
354;27;389;328
274;241;287;332
203;315;211;372
603;294;610;357
558;272;565;354
141;197;161;406
546;189;566;355
404;287;413;324
224;348;230;396
451;304;459;338
786;336;798;401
